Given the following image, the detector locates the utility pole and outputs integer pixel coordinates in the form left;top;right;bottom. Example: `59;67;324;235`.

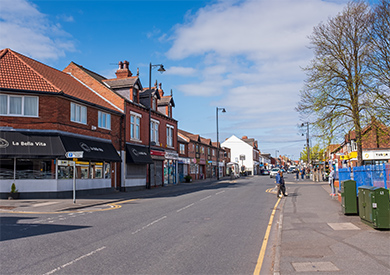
302;122;310;166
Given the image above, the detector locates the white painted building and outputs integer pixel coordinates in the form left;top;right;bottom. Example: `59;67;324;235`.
221;135;259;175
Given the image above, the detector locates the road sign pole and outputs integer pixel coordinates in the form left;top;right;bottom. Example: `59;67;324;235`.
73;161;76;204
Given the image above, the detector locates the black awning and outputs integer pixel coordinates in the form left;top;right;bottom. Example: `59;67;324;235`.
126;144;153;164
60;136;121;162
0;131;65;158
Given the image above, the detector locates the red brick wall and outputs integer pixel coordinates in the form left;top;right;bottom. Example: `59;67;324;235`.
0;93;122;150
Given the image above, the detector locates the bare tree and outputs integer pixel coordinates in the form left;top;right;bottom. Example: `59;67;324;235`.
371;0;390;87
297;1;389;166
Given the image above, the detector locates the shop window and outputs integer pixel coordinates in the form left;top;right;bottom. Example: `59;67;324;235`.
98;111;111;130
57;160;74;179
0;158;14;179
0;94;38;117
13;159;54;179
90;162;103;179
104;162;111;179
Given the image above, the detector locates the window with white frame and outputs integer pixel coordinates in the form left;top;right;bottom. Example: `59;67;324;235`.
130;112;141;140
70;102;87;124
166;125;174;147
151;119;159;144
98;111;111;129
0;94;38;117
179;143;185;154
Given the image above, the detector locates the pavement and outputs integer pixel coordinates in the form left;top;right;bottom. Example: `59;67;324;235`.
1;176;389;274
275;179;390;274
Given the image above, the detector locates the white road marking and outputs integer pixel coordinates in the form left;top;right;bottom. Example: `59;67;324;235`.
176;203;195;213
131;216;167;235
43;246;106;275
215;190;225;195
32;202;59;207
200;195;212;201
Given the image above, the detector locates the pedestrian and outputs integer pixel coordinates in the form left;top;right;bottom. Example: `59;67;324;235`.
276;170;288;198
329;167;336;197
301;168;305;180
295;169;299;181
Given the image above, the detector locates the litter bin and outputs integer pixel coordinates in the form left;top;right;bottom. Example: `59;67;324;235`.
341;180;358;215
358;186;390;229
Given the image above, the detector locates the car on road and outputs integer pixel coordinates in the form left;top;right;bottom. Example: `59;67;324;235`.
269;168;280;178
260;169;270;175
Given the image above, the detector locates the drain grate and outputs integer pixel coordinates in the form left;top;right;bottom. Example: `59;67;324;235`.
292;261;339;272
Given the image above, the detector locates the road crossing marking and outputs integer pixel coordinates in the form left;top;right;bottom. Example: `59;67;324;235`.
253;197;281;275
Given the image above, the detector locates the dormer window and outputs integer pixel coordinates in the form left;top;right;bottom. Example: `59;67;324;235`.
152;97;156;110
133;89;138;103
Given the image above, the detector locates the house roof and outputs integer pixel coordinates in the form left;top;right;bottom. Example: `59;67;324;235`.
0;48;120;113
104;77;139;89
158;96;175;107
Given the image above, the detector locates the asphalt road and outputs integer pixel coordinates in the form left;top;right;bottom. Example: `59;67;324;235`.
1;176;281;275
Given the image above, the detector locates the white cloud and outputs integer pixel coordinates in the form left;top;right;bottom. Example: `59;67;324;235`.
0;0;76;60
167;0;346;156
166;66;197;76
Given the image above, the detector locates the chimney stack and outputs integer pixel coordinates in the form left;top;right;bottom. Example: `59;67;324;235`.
115;60;132;79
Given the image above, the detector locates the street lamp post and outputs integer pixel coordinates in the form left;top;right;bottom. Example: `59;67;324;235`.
301;122;310;166
147;63;165;189
216;107;226;180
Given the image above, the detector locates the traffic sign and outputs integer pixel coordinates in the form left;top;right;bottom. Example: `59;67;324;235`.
65;151;84;158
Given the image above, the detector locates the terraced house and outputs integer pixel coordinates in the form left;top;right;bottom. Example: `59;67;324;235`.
0;48;122;198
63;60;178;189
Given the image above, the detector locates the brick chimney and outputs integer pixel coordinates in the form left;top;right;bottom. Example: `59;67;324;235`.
115;60;132;79
242;136;248;140
158;82;164;97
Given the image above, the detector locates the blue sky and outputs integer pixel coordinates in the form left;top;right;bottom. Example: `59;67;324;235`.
1;0;378;160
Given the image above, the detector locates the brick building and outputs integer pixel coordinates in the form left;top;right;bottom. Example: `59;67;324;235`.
330;119;390;167
178;129;226;181
0;48;122;198
63;60;178;188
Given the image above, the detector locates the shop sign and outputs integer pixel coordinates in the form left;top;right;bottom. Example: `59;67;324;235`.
178;157;191;164
199;158;206;165
165;151;179;160
363;150;390;160
151;150;165;157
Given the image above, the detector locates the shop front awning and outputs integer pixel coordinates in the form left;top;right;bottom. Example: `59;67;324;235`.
0;131;121;162
60;136;121;162
126;144;153;164
0;131;65;158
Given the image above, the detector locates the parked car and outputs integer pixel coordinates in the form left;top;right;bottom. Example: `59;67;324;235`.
260;169;270;175
270;168;280;178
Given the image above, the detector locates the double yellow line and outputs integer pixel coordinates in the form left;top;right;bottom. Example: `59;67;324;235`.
253;197;281;275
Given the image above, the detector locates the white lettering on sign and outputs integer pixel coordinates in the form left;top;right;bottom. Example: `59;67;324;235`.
11;140;47;147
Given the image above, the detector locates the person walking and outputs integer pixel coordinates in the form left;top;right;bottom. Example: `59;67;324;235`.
295;168;299;181
329;167;336;197
276;170;287;198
